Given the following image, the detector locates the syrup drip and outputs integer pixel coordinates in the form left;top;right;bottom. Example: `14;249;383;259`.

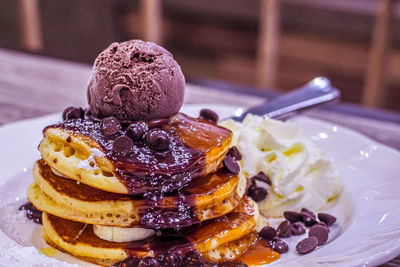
136;192;198;229
38;159;235;230
49;113;230;196
238;239;280;266
135;169;235;229
49;112;230;230
125;197;255;256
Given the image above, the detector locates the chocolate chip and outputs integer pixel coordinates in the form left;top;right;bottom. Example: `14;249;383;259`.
301;208;316;219
259;226;277;240
138;257;160;267
100;117;121;136
251;172;271;185
227;146;242;160
302;214;318;227
303;217;318;227
64;107;83;120
318;212;337;226
19;202;42;224
296;236;318;254
126;122;148;141
112;136;133;157
277;220;292;238
247;184;267;202
183;251;204;266
301;208;318;227
62;106;74;120
283;211;302;223
157;251;182;266
223;155;240;174
269;237;289;254
291;221;306;235
66;136;72;143
200;108;219;123
155;254;171;266
309;224;329;245
316;221;330;232
147;129;170;151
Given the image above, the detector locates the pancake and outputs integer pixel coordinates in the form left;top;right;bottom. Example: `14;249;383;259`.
204;233;256;262
42;197;259;266
43;231;257;267
39;113;232;195
29;160;246;227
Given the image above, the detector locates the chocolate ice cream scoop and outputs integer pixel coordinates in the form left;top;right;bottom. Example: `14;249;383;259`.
87;40;185;121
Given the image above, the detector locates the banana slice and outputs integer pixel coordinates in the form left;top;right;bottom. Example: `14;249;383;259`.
50;167;68;179
93;225;155;242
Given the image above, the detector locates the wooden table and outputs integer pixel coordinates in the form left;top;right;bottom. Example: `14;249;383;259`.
1;48;400;266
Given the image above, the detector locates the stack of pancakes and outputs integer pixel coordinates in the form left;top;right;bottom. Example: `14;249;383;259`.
27;112;263;266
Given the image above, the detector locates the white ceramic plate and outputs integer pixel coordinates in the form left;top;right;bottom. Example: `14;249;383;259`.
0;104;399;267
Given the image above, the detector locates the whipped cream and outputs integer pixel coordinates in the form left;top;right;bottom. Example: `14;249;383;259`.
221;115;342;217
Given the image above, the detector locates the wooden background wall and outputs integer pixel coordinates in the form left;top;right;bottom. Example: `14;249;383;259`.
1;0;399;111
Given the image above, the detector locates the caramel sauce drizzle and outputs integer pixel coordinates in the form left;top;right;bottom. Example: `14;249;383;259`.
238;239;280;266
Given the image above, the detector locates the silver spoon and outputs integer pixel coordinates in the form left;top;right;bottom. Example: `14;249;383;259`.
230;77;341;121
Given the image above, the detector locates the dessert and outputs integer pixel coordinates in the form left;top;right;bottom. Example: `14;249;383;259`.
22;39;341;266
24;40;274;266
87;40;185;121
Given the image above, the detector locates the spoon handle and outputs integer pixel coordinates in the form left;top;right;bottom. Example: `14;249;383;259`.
231;77;341;121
